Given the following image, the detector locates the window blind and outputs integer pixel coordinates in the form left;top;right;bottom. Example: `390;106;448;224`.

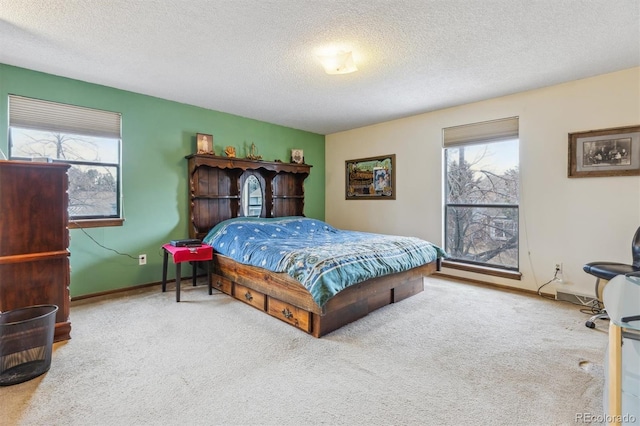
443;116;519;147
9;95;121;139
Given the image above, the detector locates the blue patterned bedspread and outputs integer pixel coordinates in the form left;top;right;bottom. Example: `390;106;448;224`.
203;217;446;308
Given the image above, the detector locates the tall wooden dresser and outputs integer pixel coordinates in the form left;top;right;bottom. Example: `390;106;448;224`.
0;160;72;342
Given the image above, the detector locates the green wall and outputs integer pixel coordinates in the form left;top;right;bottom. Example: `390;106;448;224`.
0;64;325;297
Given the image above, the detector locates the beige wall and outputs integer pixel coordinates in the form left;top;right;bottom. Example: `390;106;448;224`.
325;67;640;296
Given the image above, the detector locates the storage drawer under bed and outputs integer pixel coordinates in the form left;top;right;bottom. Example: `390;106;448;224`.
211;273;233;295
267;298;312;333
233;283;266;311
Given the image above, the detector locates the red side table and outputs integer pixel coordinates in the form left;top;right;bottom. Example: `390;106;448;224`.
161;243;213;302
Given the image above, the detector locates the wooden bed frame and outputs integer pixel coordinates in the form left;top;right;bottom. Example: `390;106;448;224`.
210;254;439;337
186;154;441;337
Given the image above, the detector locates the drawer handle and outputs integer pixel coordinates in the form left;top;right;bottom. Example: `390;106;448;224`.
281;308;293;319
244;292;253;301
216;280;222;287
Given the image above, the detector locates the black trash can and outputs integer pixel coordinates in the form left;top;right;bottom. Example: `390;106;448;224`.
0;304;58;386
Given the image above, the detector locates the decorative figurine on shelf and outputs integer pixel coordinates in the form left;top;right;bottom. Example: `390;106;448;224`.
246;142;262;160
224;146;236;157
196;133;214;155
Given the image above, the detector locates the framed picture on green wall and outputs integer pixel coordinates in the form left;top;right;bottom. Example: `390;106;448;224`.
197;133;214;155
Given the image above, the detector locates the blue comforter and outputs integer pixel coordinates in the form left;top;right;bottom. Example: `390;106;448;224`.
203;217;446;308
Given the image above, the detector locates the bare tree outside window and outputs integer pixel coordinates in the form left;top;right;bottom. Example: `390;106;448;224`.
9;128;120;219
445;139;519;270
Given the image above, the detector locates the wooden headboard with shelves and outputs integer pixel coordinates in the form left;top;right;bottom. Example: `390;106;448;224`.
185;154;312;240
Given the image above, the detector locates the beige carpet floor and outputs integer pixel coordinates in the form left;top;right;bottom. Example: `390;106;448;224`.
1;276;608;425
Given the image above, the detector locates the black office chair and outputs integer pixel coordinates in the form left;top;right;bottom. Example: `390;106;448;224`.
583;226;640;328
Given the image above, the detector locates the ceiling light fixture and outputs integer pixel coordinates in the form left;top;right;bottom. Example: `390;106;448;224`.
318;51;358;75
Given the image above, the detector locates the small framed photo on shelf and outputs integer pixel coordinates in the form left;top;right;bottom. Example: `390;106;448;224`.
291;149;304;164
196;133;214;155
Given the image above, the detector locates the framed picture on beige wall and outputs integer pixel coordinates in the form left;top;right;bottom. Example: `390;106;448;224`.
345;154;395;199
568;125;640;178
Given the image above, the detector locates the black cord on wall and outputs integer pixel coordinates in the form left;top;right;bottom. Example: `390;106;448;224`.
71;221;137;261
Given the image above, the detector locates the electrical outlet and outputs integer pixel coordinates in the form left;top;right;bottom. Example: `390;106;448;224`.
139;254;147;266
554;263;564;283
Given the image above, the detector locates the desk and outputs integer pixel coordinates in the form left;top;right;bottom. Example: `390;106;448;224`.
161;244;213;302
603;274;640;426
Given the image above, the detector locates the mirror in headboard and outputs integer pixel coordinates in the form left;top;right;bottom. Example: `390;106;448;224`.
242;174;263;217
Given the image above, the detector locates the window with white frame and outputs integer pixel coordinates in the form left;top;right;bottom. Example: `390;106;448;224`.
8;95;122;223
443;117;520;270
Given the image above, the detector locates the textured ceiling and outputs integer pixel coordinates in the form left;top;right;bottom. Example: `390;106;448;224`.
1;1;639;135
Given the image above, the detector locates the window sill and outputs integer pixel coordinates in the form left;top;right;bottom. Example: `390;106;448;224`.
69;218;124;229
441;260;522;280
